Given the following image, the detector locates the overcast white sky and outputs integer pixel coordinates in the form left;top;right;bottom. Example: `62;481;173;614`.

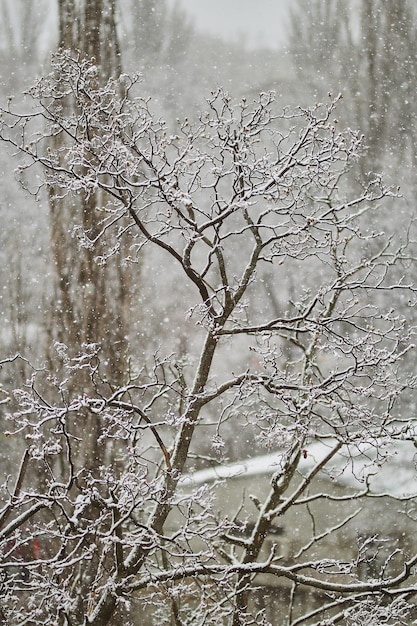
171;0;291;49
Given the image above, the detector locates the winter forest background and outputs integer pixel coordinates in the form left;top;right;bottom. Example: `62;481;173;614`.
1;1;417;625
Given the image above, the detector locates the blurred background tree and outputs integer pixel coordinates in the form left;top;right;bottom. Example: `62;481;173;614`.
288;0;417;177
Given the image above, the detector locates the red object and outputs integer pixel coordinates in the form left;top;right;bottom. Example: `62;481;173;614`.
32;538;41;560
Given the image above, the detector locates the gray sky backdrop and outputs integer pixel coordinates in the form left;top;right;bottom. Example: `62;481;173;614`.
170;0;291;48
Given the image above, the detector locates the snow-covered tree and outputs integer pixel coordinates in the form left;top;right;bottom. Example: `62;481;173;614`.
0;50;416;626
